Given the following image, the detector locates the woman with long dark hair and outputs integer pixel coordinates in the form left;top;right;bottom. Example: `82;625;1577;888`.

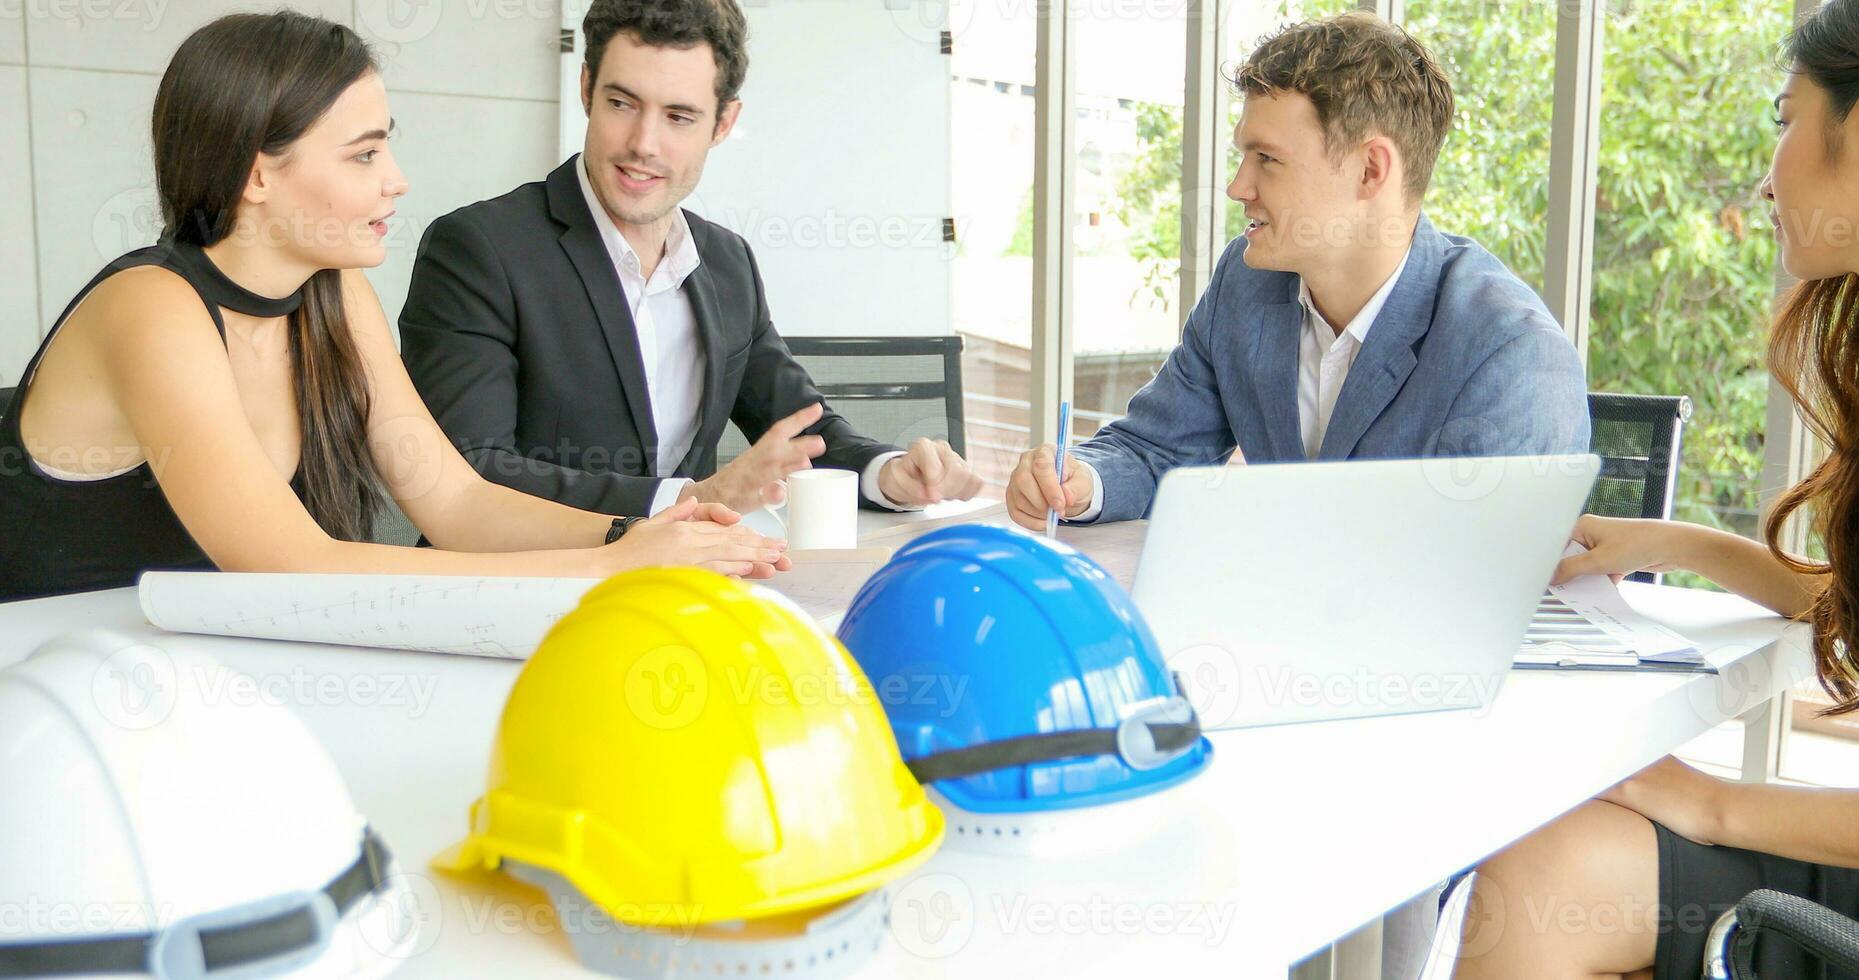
0;11;791;601
1452;2;1859;977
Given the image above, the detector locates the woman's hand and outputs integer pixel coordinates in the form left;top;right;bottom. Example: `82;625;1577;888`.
1597;755;1729;846
598;497;791;579
1551;514;1690;586
1556;513;1823;618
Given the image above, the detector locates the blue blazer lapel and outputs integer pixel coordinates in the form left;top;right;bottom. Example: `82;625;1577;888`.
1249;300;1305;461
1317;215;1446;460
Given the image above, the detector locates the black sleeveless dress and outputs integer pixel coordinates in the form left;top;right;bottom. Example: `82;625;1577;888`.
0;238;307;602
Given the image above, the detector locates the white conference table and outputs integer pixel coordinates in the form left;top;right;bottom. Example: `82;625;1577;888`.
0;500;1812;979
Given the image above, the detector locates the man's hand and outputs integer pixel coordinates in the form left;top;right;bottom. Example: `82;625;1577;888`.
684;403;826;513
1005;444;1094;531
878;438;984;507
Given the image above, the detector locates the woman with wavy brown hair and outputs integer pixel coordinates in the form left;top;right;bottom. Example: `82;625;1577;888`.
1452;1;1859;977
0;10;790;602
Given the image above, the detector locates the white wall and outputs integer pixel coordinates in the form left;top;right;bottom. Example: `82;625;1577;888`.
705;0;951;338
1;0;563;387
3;0;953;389
561;0;955;339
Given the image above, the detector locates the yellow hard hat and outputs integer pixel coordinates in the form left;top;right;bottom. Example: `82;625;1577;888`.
433;568;943;925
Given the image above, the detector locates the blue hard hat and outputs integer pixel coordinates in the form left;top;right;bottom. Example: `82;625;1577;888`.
837;524;1212;814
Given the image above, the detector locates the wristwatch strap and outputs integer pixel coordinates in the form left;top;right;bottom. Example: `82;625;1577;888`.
605;516;645;545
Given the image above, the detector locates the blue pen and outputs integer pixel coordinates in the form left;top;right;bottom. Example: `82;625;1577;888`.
1046;400;1070;538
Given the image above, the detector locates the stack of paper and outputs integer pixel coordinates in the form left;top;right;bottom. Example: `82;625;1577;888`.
1514;546;1708;672
756;547;894;626
859;501;1148;592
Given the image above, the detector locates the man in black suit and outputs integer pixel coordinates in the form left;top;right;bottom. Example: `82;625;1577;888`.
400;0;981;520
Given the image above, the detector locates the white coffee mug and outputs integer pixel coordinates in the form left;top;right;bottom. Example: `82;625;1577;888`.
780;469;860;550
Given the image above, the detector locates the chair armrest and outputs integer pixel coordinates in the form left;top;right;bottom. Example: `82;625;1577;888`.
1708;888;1859;978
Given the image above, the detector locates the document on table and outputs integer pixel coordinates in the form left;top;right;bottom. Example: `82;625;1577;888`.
760;547;895;624
139;553;902;658
859;502;1148;592
1514;544;1709;672
1054;520;1147;592
139;572;603;659
859;501;1013;545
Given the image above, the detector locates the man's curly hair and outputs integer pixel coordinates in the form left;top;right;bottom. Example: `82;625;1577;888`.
1233;12;1455;203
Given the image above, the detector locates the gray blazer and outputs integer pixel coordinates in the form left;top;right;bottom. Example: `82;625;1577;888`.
1070;214;1591;523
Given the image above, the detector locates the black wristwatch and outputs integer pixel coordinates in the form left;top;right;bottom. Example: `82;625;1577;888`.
605;516;645;545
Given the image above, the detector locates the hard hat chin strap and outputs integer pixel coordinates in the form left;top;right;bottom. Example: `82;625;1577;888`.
905;697;1202;785
0;829;393;980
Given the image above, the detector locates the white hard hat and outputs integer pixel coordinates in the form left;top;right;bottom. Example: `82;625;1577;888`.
0;630;417;978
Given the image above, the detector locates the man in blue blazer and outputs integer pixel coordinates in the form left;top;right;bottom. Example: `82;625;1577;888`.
1006;13;1589;530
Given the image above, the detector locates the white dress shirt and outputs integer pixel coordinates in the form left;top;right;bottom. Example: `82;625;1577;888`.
576;159;910;514
1071;248;1412;522
1294;247;1411;460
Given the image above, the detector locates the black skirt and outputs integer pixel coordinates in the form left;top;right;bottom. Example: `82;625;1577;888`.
1655;820;1859;980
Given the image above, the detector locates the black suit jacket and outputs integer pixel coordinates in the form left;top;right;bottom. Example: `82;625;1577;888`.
400;155;894;517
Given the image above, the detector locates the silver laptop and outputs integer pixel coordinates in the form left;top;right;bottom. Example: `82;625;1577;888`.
1131;454;1599;729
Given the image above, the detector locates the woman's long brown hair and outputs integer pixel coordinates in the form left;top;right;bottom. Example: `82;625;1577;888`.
1763;0;1859;714
1768;278;1859;713
150;11;382;542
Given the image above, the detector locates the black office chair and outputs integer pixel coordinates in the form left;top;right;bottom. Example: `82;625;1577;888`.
718;336;966;464
1585;392;1692;584
1703;889;1859;978
0;386;13;423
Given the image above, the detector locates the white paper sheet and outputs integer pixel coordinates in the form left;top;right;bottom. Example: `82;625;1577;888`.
140;555;907;659
762;547;895;621
1054;520;1148;592
859;502;1148;592
1515;543;1703;668
857;501;1012;545
139;572;603;659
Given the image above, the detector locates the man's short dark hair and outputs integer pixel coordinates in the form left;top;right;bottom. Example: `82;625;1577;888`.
582;0;750;110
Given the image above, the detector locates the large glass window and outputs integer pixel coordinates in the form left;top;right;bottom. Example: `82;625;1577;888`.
949;0;1037;496
1068;1;1192;442
1060;0;1356;447
1406;0;1558;293
1588;0;1787;541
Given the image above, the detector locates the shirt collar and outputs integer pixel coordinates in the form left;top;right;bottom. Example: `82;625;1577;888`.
1296;245;1414;346
575;153;702;288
